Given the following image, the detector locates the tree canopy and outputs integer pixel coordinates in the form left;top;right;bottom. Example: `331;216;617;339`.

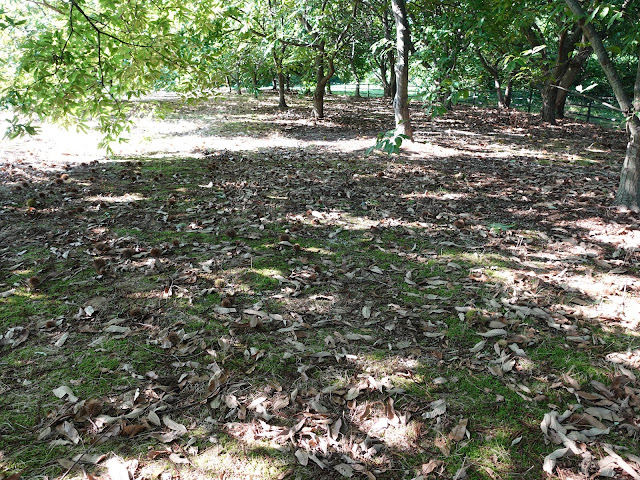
1;0;640;208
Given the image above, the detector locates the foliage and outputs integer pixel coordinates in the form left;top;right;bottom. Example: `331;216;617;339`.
366;129;409;155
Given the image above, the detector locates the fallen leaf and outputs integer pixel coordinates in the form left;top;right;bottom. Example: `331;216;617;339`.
169;453;190;464
294;449;308;466
543;447;569;474
334;463;353;478
162;416;187;435
421;459;443;474
434;437;450;456
52;386;79;403
448;418;469;442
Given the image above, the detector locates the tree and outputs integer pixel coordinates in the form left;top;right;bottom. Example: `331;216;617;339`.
564;0;640;211
1;0;221;146
291;0;360;118
391;0;413;140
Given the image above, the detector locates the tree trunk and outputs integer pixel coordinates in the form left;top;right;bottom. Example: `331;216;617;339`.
313;47;334;118
380;61;390;97
226;75;232;94
540;83;558;123
565;0;640;211
556;46;592;118
273;45;287;110
252;71;258;98
236;72;242;95
495;76;505;109
504;79;512;108
272;76;277;90
382;11;395;99
391;0;413;140
616;124;640;210
350;41;361;98
389;53;397;98
327;81;332;95
278;71;287;109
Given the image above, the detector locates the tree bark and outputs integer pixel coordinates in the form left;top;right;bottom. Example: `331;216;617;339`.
555;46;591;118
477;49;510;109
391;0;413;140
278;70;287;109
350;41;361;98
252;71;258;98
273;44;287;110
565;0;640;211
313;46;335;118
382;11;396;98
541;84;558;123
504;79;512;108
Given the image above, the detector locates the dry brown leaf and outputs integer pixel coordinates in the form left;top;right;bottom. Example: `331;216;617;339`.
421;459;443;474
434;436;450;456
448;418;469;442
121;424;145;437
385;397;399;425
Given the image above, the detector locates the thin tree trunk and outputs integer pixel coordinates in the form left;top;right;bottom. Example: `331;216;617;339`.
381;61;391;97
565;0;640;211
252;71;258;98
350;41;361;98
313;47;334;118
278;71;287;109
391;0;413;140
382;11;395;98
226;75;232;94
495;76;505;108
504;79;513;108
273;45;287;110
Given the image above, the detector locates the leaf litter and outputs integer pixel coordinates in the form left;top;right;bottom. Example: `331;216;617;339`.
0;95;639;479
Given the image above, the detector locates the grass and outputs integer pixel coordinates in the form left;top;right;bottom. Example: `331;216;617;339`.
0;95;638;480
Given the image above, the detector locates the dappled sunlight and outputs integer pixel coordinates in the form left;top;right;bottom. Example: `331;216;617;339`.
1;96;639;480
85;193;148;203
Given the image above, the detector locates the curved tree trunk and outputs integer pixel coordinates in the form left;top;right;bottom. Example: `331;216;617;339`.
391;0;413;140
313;46;334;119
565;0;640;211
556;46;592;118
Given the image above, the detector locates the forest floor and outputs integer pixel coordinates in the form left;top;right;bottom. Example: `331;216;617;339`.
1;93;640;480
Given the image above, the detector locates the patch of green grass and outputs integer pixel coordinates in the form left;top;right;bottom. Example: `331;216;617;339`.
532;341;609;384
0;291;69;328
443;316;477;348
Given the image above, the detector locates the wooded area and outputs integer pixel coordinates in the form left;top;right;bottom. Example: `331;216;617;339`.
1;1;640;479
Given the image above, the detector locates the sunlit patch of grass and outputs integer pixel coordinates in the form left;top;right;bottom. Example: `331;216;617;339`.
0;290;69;329
192;433;292;480
531;340;611;384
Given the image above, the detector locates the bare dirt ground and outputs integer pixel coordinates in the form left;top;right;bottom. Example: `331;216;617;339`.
1;92;639;480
